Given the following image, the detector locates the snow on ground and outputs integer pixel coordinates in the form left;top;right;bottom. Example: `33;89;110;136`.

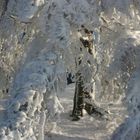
45;84;128;140
0;84;128;140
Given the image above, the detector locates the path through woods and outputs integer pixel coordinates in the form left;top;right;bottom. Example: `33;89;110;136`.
45;84;128;140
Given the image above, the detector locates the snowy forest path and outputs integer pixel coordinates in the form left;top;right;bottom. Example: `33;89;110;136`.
45;84;127;140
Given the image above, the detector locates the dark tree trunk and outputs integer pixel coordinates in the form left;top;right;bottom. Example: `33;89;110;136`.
72;72;84;118
72;71;95;121
72;72;108;121
72;26;108;121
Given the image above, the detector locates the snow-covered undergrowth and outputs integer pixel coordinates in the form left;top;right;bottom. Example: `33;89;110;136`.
0;0;140;139
0;48;66;139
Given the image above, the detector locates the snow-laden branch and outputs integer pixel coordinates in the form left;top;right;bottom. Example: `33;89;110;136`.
1;0;140;139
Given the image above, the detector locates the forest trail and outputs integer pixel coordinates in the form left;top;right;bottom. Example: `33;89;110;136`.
45;84;128;140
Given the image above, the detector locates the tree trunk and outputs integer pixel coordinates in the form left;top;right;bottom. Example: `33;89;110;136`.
72;26;108;120
72;72;84;118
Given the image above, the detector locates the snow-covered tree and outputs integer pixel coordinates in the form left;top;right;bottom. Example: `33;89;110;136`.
0;0;140;139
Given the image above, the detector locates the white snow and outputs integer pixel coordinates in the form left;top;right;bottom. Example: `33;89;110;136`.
45;84;128;140
1;0;140;139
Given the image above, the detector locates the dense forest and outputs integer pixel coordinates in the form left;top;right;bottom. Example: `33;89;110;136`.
0;0;140;139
